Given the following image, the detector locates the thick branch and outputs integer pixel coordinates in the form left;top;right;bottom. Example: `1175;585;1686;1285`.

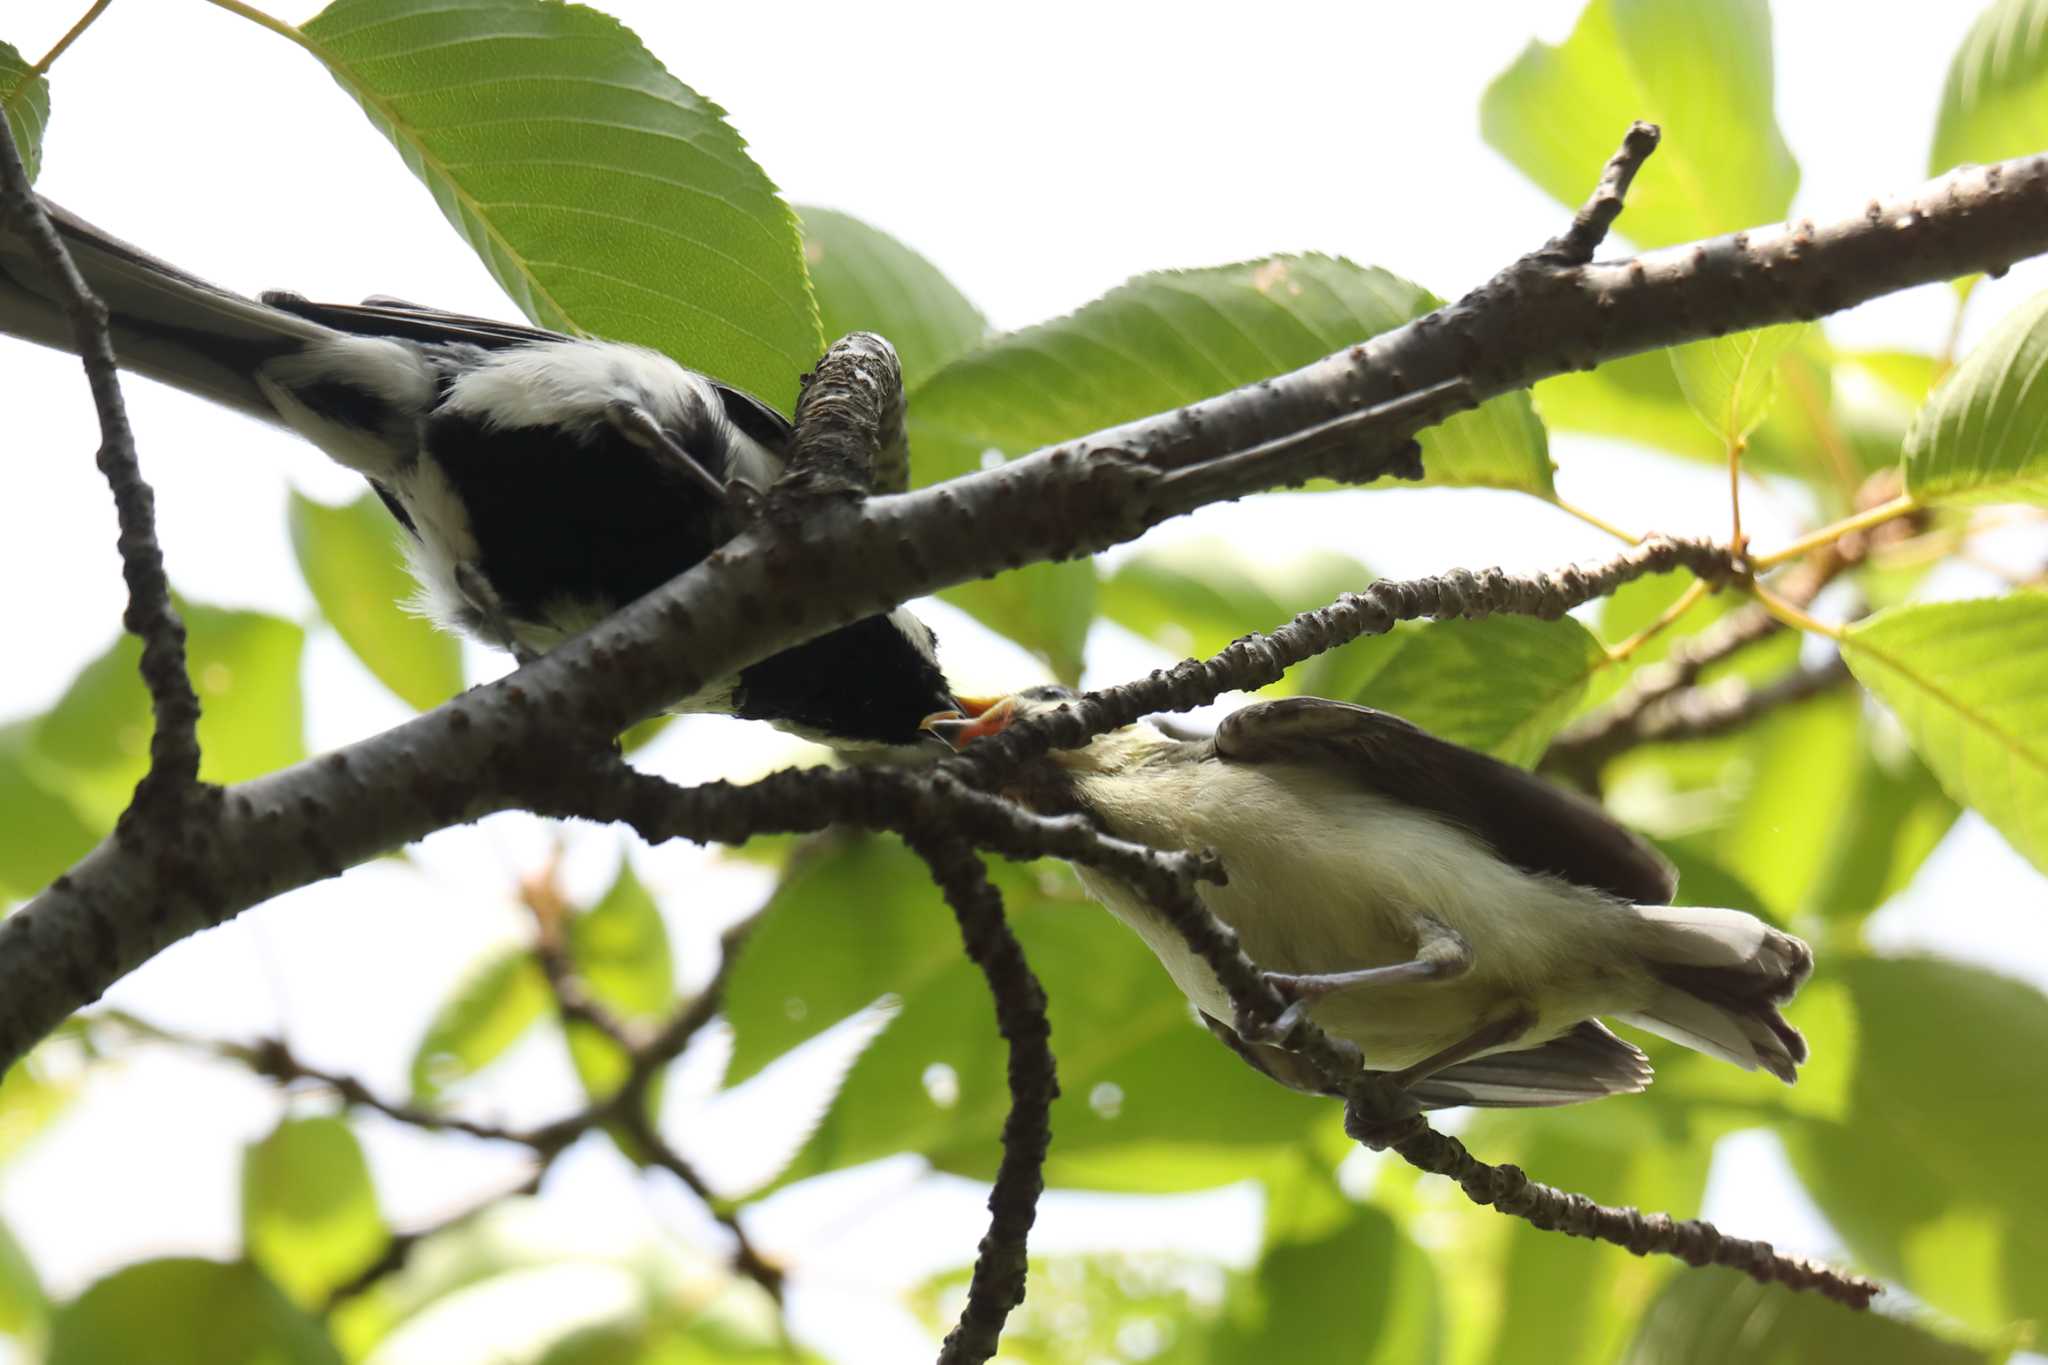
11;146;2048;1071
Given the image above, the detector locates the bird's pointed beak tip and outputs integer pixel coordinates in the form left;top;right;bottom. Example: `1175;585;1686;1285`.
920;696;1017;750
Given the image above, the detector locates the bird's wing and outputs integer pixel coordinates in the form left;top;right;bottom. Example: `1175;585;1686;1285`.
1195;1013;1652;1108
1406;1021;1653;1109
1213;696;1677;905
261;293;794;454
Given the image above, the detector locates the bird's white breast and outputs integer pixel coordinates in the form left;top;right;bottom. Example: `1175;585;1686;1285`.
1068;752;1649;1068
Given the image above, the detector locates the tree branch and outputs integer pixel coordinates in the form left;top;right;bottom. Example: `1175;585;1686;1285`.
11;139;2048;1075
906;835;1056;1365
0;103;201;802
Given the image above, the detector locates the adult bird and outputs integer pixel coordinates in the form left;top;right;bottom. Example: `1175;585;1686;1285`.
0;200;961;753
928;687;1811;1110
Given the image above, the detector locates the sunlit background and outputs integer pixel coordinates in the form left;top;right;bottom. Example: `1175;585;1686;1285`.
2;1;2044;1361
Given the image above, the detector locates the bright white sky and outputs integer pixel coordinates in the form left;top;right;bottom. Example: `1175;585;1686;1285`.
3;3;2045;1362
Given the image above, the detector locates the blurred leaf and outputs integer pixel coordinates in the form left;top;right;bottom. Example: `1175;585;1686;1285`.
0;723;99;898
912;1251;1217;1365
1626;1266;1991;1364
1805;732;1959;921
535;1313;824;1365
1904;288;2048;507
1537;337;1858;486
798;206;988;393
300;0;820;412
565;861;675;1103
1101;540;1371;686
1843;349;1945;409
329;1197;782;1363
0;42;49;183
726;839;1327;1193
242;1117;389;1309
1931;0;2048;175
1843;596;2048;873
0;1217;45;1342
409;948;550;1104
288;492;463;711
47;1258;340;1365
909;254;1551;494
1671;323;1810;445
1333;616;1608;767
1210;1202;1441;1364
24;602;303;827
1786;956;2048;1334
1474;1124;1712;1365
942;560;1095;686
1482;0;1797;248
0;1046;78;1166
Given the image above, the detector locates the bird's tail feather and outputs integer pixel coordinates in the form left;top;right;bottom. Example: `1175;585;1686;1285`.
1616;905;1812;1083
0;198;329;420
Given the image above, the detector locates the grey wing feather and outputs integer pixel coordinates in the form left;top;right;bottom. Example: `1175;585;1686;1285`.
1406;1021;1653;1109
1214;697;1677;905
262;295;795;456
2;199;332;420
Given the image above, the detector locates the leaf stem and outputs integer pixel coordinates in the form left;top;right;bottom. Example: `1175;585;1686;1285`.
25;0;113;78
1751;582;1843;642
1545;493;1641;544
1750;493;1921;569
1604;578;1709;666
201;0;317;55
1727;434;1747;556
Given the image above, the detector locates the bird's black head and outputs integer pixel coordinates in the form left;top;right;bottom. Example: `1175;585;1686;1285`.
732;609;961;752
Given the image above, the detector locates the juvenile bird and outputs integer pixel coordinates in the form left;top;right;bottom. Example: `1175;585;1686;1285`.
928;687;1811;1109
0;200;959;752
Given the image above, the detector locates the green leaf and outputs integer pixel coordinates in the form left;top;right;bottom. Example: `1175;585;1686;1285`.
1481;0;1797;248
26;602;304;827
905;253;1545;669
1783;958;2048;1335
0;1217;46;1342
1626;1266;1991;1364
409;948;550;1103
1932;0;2048;175
0;723;99;897
1904;288;2048;506
797;207;988;393
564;861;675;1102
300;0;821;413
726;839;1327;1193
289;492;462;711
241;1117;389;1309
1842;596;2048;873
942;561;1096;686
0;1047;81;1167
1209;1202;1441;1364
909;254;1550;494
1469;1120;1713;1365
1330;616;1608;767
1671;323;1810;445
47;1259;341;1365
0;42;49;184
1100;541;1370;688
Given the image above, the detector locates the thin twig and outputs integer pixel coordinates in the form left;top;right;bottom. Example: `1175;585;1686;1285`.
1382;1124;1878;1308
322;1168;544;1311
906;835;1056;1365
0;123;201;799
1544;120;1663;265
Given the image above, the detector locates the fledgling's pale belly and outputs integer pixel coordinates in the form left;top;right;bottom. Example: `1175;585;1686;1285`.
1069;757;1653;1071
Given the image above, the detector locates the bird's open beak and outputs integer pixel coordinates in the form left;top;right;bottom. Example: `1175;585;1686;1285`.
921;695;1016;750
